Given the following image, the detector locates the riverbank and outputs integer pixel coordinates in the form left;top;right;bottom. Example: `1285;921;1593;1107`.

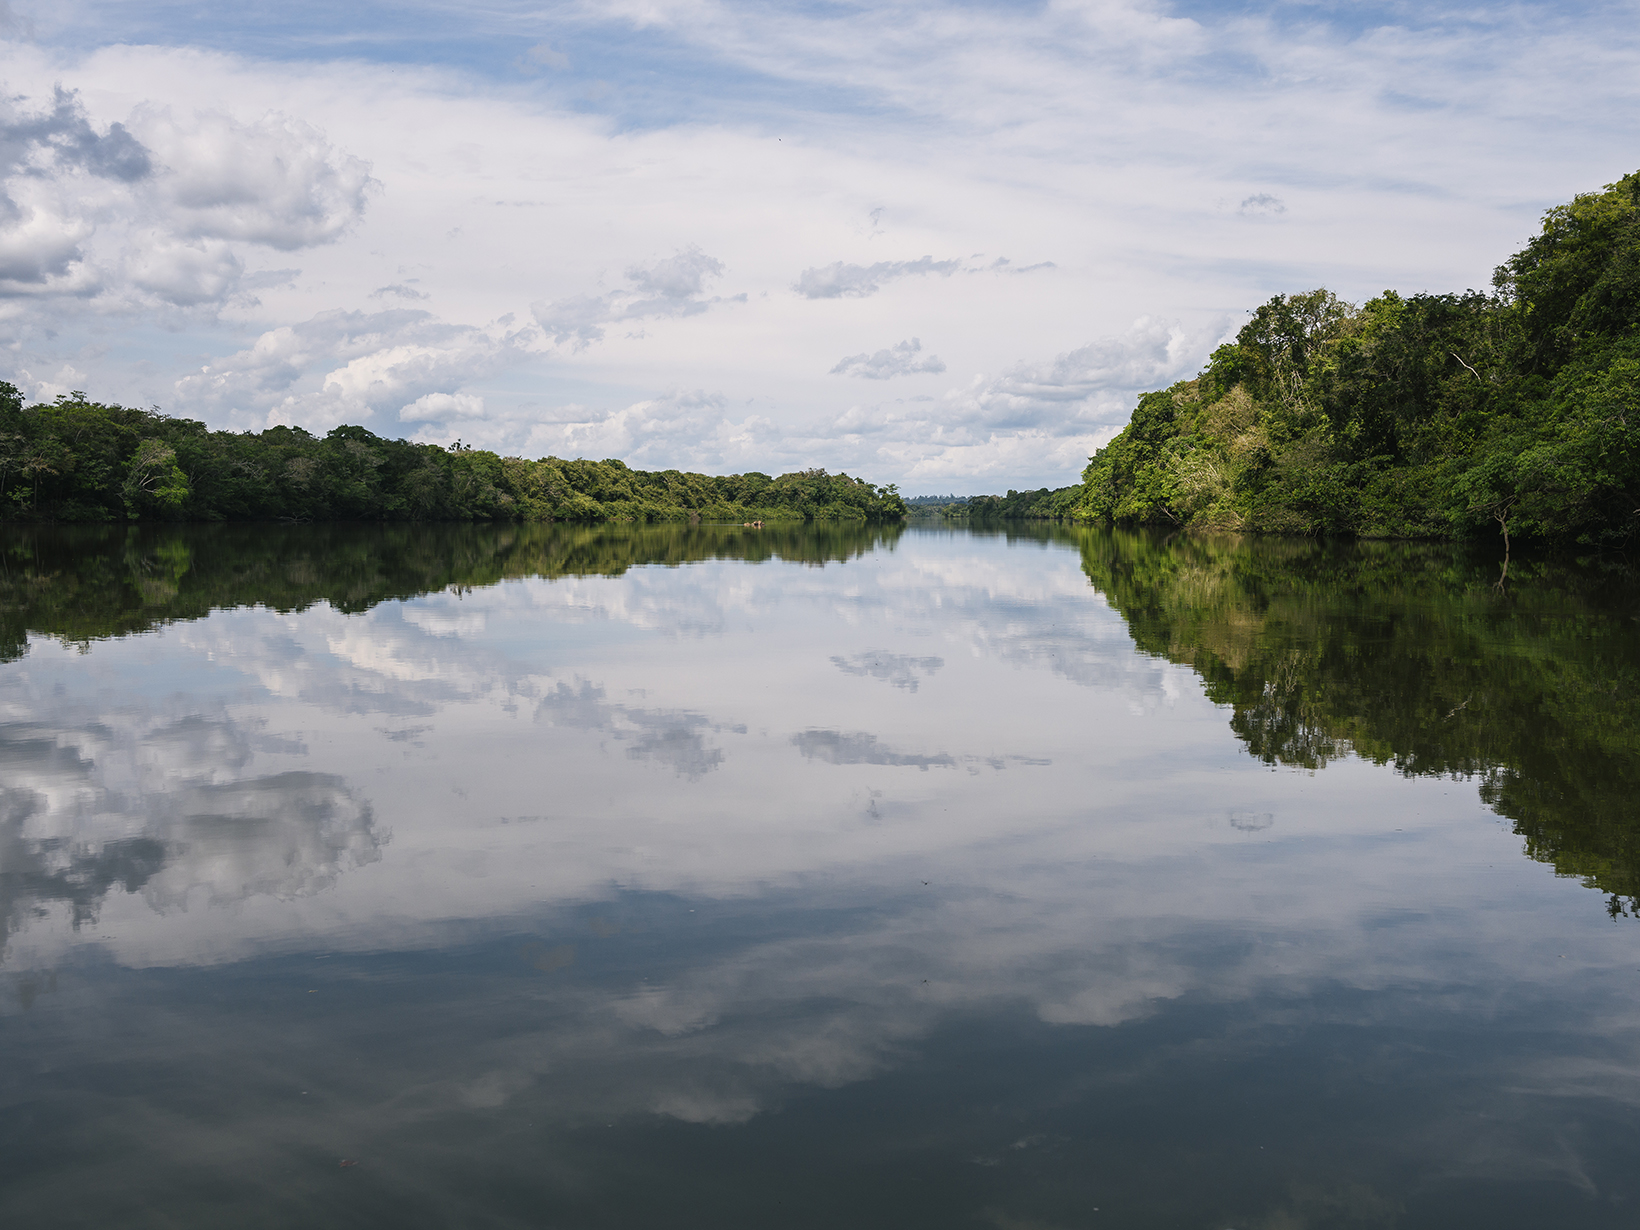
947;171;1640;548
0;388;906;525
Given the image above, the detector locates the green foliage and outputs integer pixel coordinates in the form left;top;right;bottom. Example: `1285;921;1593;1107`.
0;396;906;525
949;485;1083;520
122;439;191;517
1074;171;1640;545
0;521;905;663
1076;526;1640;914
1497;169;1640;372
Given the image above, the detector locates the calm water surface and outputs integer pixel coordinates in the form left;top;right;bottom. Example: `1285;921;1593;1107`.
1;523;1636;1228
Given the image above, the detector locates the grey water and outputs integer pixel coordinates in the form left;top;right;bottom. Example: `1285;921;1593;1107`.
1;522;1637;1229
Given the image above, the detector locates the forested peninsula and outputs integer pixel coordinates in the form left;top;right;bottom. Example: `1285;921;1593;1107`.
978;170;1640;547
0;386;906;524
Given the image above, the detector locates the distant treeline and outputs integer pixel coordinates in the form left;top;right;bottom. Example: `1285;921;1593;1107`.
954;170;1640;546
0;386;905;524
949;488;1083;520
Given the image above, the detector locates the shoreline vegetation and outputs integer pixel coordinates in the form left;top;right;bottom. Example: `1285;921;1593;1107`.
933;171;1640;548
5;172;1635;544
0;387;906;525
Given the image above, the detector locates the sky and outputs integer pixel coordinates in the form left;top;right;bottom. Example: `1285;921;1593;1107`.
0;1;1636;492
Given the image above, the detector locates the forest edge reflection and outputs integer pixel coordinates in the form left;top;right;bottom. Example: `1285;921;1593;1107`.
2;521;1635;918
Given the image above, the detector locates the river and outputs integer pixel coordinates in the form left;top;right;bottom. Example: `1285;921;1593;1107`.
1;522;1635;1227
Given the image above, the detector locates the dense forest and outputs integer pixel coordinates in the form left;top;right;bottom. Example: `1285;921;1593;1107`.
1072;170;1640;544
966;171;1640;546
0;386;905;524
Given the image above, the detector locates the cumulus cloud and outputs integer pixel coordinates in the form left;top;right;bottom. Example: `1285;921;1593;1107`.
0;87;150;296
132;109;375;250
830;337;946;379
794;256;960;299
389;315;1208;485
174;308;535;431
507;388;782;469
123;232;243;306
0;85;371;311
0;198;97;295
626;247;722;299
531;245;732;348
397;318;1203;482
964;317;1200;422
401;391;487;422
817;319;1202;449
392;382;744;465
779;317;1218;485
0;85;152;185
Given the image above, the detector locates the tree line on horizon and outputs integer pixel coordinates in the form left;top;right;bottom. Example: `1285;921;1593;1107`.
961;169;1640;547
5;169;1635;542
0;388;906;525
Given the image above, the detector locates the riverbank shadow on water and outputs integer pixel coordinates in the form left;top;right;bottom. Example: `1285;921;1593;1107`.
0;521;907;659
1073;529;1640;915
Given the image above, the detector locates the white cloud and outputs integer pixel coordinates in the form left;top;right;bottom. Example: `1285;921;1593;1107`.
16;361;89;402
783;318;1213;483
830;337;946;379
0;84;151;184
401;390;487;422
123;231;243;305
794;256;960;299
518;389;782;469
531;245;732;349
0;189;97;294
0;86;143;297
463;318;1199;478
132;109;376;251
0;84;372;313
173;308;535;431
963;317;1203;424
